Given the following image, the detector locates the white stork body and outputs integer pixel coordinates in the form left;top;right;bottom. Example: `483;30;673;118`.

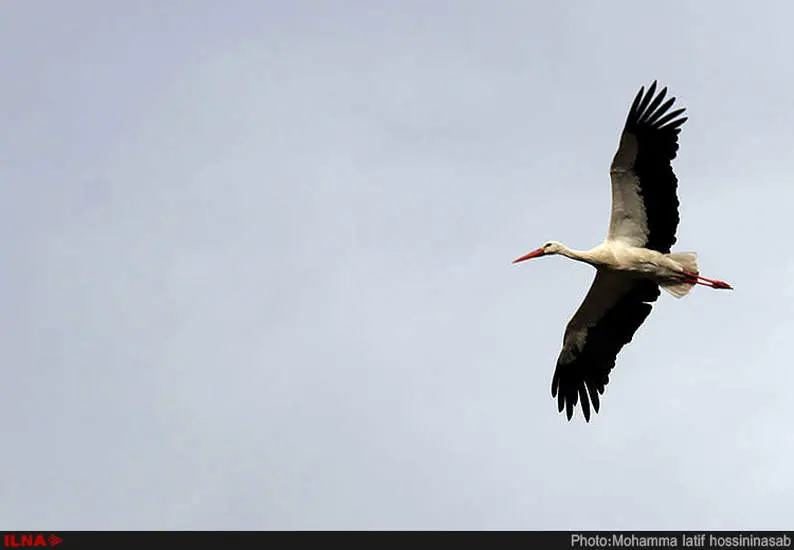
547;242;700;294
513;82;732;422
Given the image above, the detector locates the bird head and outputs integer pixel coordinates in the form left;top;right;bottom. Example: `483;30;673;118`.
512;241;562;263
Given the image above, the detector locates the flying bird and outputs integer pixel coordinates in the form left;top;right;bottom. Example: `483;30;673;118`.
513;81;732;422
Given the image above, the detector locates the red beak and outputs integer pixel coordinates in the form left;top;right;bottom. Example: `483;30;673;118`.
512;247;546;264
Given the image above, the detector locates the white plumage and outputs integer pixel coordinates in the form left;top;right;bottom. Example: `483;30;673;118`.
513;82;732;422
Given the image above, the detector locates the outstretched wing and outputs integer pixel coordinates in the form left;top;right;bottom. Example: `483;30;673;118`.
608;81;687;253
551;271;661;421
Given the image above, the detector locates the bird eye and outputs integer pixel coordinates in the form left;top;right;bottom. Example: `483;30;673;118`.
544;243;552;248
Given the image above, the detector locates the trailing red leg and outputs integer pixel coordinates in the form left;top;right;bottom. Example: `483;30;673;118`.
681;271;733;290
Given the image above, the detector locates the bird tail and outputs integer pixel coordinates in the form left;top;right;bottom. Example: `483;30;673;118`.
660;252;699;298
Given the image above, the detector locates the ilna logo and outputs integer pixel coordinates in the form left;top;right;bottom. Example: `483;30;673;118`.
2;534;62;547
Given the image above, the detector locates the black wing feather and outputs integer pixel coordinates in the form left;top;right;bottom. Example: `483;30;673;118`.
551;279;660;422
616;81;688;253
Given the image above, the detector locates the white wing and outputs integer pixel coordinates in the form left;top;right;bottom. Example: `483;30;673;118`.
607;81;687;253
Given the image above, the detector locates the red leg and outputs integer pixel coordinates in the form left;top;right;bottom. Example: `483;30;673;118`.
682;271;733;290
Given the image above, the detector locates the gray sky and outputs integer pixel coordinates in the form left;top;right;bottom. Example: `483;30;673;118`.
2;0;792;530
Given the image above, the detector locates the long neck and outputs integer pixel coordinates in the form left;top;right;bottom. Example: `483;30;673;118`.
559;245;598;266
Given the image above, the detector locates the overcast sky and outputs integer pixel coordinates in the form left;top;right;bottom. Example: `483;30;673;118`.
2;0;793;530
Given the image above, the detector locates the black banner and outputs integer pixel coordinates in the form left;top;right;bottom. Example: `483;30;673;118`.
1;531;792;549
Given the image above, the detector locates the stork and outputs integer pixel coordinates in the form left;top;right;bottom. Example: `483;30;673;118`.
513;81;732;422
